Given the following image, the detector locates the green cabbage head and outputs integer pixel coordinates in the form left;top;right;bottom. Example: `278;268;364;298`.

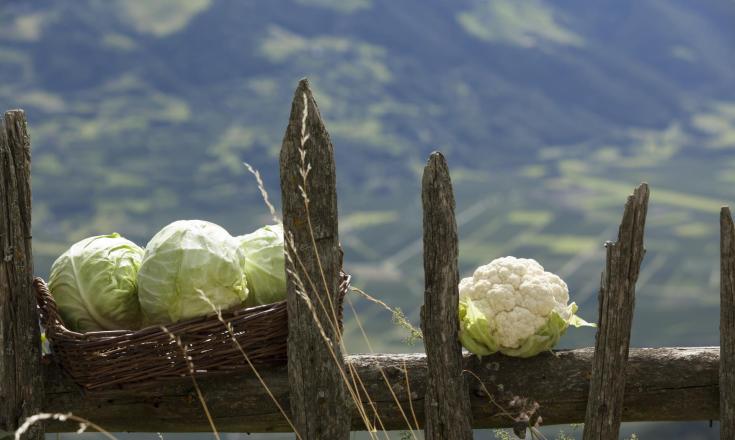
48;233;144;332
137;220;249;325
237;224;286;306
458;256;595;358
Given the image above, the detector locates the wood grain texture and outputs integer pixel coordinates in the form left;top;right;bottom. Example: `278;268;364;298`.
42;347;720;432
0;111;43;440
720;207;735;439
583;183;649;440
420;152;473;439
279;79;350;439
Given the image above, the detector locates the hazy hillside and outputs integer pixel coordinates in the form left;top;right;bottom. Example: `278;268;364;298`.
1;1;734;438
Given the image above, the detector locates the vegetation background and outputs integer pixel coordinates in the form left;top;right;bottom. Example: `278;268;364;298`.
1;0;734;438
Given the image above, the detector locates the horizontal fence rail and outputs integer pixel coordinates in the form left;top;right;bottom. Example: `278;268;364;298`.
42;347;719;432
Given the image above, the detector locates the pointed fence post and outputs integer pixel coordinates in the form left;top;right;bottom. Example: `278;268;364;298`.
720;207;735;439
420;152;473;439
583;183;649;440
0;110;43;440
280;79;351;439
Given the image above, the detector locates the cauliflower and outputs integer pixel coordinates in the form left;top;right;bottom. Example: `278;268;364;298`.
458;256;594;358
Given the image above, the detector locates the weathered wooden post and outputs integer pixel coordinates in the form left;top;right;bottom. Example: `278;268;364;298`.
583;183;649;440
280;79;351;438
0;110;43;440
720;207;735;439
420;152;473;439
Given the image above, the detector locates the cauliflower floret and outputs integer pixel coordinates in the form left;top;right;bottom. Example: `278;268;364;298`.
493;308;545;348
518;271;568;317
458;256;590;357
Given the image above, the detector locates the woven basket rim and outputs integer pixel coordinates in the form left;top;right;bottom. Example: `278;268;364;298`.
34;277;292;337
34;272;350;394
34;273;350;340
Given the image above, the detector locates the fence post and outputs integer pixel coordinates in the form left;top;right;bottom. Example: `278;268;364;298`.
280;79;350;439
720;207;735;439
0;111;43;440
420;152;473;439
583;182;649;440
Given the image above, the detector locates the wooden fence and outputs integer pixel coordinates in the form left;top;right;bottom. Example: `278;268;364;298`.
0;80;733;439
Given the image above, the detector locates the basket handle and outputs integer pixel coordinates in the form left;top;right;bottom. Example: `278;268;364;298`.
33;277;66;336
336;270;350;334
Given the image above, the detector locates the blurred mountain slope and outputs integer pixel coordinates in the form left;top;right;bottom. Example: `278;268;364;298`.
2;2;733;438
1;0;734;344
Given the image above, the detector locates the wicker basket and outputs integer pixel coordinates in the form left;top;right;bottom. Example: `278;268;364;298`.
34;273;349;394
